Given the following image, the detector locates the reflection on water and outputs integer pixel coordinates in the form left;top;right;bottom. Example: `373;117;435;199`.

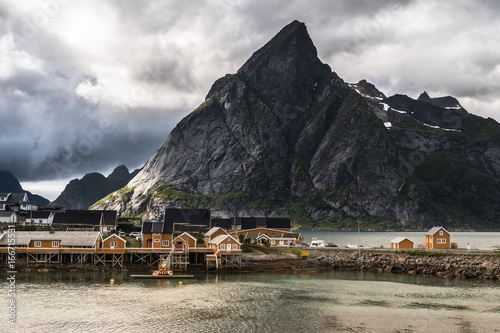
2;271;499;333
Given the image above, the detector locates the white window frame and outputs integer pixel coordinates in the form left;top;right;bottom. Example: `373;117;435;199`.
34;241;41;247
220;243;225;250
279;241;284;246
154;239;160;242
110;241;117;248
162;240;169;247
271;240;276;245
437;238;446;244
232;244;238;250
52;241;59;247
439;230;443;235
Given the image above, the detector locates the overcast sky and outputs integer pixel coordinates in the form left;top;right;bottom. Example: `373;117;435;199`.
1;0;500;200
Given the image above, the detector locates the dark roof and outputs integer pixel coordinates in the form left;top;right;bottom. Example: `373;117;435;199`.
142;220;173;234
211;218;232;229
266;218;291;229
28;211;52;219
245;232;259;240
240;217;256;229
164;209;210;226
1;192;28;205
237;217;291;230
84;210;117;226
52;211;104;226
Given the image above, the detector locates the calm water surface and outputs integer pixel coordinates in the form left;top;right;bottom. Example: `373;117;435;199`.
300;231;500;249
2;271;500;332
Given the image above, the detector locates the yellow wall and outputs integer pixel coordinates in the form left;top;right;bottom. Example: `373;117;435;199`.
144;233;172;248
29;240;60;248
102;235;126;249
426;229;451;249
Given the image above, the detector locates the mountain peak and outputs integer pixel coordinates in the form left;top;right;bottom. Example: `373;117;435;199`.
418;91;431;102
350;79;386;100
238;20;323;77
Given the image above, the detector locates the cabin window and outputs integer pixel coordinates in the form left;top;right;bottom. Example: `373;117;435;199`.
110;241;117;247
437;238;446;244
162;240;169;247
220;244;225;250
154;239;160;242
439;230;443;235
232;244;238;250
34;241;41;247
52;241;59;247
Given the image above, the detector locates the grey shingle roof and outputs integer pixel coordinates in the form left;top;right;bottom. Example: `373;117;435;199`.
0;231;100;247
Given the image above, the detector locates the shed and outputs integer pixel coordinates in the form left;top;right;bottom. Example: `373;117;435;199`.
390;237;415;249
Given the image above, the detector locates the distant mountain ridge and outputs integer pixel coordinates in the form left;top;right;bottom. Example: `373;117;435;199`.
92;21;500;231
52;165;140;209
0;170;50;205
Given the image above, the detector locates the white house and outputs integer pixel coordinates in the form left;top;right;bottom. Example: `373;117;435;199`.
0;211;18;223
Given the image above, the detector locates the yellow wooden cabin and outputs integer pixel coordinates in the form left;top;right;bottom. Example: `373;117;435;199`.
390;237;415;249
425;227;451;249
102;234;127;250
141;219;173;249
173;232;197;250
208;234;241;254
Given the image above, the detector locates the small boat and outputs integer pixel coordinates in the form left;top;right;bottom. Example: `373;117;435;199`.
344;244;367;249
131;254;194;279
310;238;326;247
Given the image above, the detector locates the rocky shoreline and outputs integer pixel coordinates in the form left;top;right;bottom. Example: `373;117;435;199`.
308;250;500;279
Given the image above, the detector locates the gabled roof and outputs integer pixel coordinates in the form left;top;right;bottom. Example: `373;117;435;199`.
0;231;100;247
142;220;173;234
204;227;228;237
209;234;241;245
103;234;127;243
425;227;451;236
390;237;414;244
178;232;197;241
256;233;271;240
0;211;16;217
1;192;28;205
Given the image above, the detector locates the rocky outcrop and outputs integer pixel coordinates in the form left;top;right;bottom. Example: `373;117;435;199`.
313;251;500;279
92;21;500;230
53;165;140;209
0;170;49;205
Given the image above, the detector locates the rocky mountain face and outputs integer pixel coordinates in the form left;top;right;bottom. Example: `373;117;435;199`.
53;165;140;209
92;21;500;231
0;171;50;205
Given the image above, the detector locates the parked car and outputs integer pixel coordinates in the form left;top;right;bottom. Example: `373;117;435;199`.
129;232;141;238
118;231;126;237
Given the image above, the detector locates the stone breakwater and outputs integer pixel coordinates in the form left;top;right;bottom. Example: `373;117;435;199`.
312;251;500;279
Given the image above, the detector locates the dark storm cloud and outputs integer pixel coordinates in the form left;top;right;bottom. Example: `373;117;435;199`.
1;0;500;200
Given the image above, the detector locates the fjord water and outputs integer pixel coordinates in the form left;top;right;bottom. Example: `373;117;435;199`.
4;270;500;332
301;231;500;249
